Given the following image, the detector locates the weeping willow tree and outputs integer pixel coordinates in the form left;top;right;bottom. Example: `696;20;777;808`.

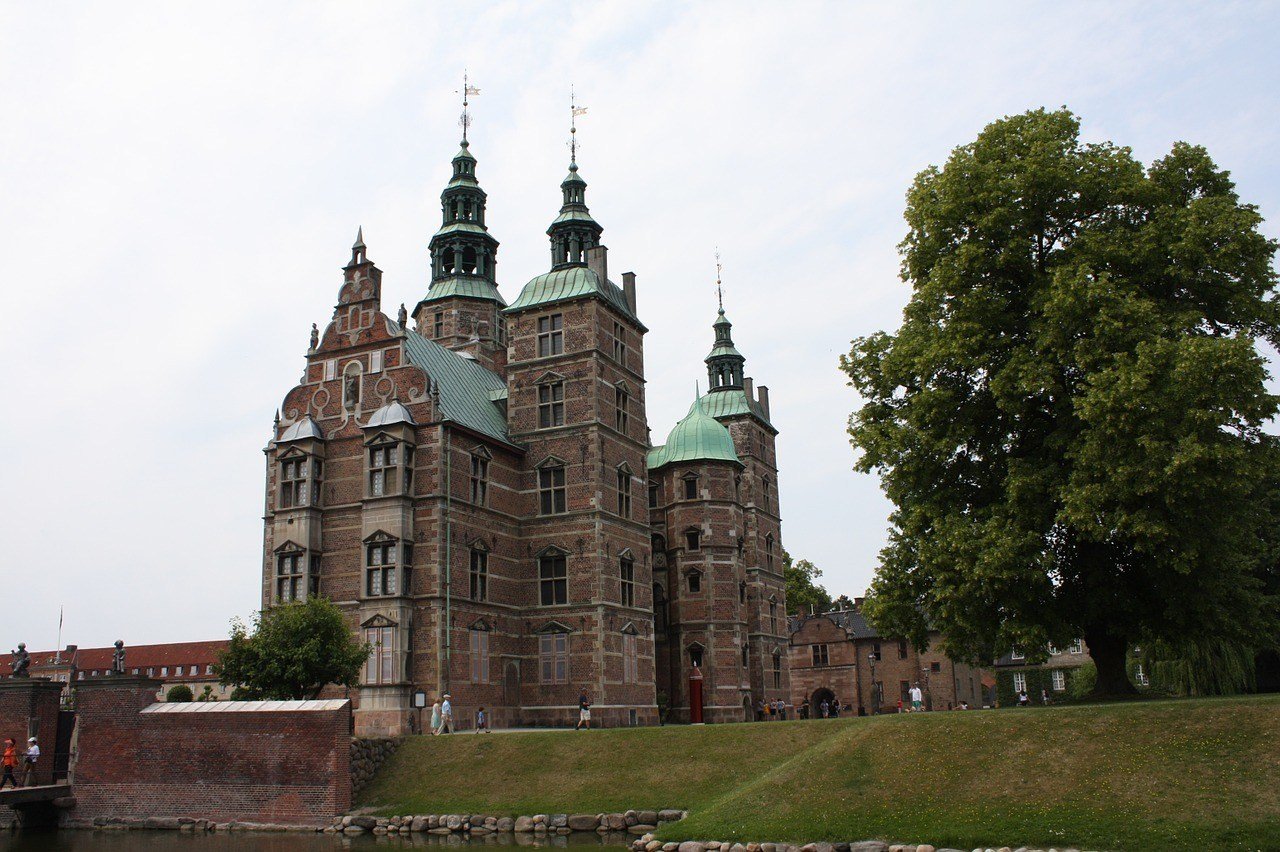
1142;638;1258;697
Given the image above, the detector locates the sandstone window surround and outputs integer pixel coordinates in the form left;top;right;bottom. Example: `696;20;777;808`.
367;440;415;497
612;320;627;366
772;651;782;688
538;629;569;683
365;532;411;597
470;447;491;505
278;452;322;509
648;480;660;508
686;568;703;594
616;463;632;517
684;528;701;552
469;545;489;602
538;460;567;515
619;551;635;607
537;313;564;357
434;311;444;338
682;474;699;501
812;643;829;667
364;622;397;685
538;381;565;429
765;533;775;570
538;549;568;606
273;542;319;603
614;382;630;433
469;625;490;684
768;596;779;634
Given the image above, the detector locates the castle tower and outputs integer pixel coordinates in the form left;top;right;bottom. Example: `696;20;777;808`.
413;136;508;373
500;131;657;727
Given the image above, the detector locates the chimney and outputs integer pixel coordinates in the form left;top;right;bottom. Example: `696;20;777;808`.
758;385;771;419
622;271;637;314
586;244;608;285
854;596;864;611
743;377;754;400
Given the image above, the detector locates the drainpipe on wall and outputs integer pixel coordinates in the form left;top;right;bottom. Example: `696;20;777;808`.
444;425;453;690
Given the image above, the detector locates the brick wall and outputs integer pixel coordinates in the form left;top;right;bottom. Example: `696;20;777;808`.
0;678;62;786
72;677;351;826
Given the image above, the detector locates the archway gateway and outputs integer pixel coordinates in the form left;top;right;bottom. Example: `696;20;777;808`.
811;687;836;717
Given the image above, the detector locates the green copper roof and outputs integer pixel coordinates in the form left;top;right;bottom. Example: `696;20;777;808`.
552;208;600;225
695;388;776;432
648;397;741;470
398;328;512;444
432;221;491;239
705;344;744;360
419;275;507;306
504;266;645;328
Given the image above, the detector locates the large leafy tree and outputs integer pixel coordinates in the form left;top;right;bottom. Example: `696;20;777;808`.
783;549;833;616
218;597;369;700
842;108;1279;695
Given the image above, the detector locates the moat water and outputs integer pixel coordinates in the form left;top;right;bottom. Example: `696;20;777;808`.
3;830;634;851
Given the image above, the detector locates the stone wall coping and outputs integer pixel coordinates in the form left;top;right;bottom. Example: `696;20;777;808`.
74;675;162;690
0;677;64;693
142;699;350;713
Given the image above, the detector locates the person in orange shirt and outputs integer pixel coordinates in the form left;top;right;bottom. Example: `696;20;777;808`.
0;738;18;789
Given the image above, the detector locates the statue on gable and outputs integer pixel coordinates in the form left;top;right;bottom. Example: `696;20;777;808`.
309;323;319;350
10;643;30;677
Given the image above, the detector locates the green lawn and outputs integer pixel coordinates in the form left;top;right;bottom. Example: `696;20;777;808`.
357;695;1280;851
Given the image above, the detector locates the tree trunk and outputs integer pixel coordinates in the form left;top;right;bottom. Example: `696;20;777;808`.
1085;629;1137;697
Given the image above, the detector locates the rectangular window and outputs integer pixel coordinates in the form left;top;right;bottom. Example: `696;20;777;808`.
1012;671;1027;693
539;633;568;683
470;629;490;684
366;541;397;597
276;552;304;602
538;382;565;428
613;321;627;365
772;653;782;689
469;549;488;602
369;349;383;373
614;384;629;432
539;553;568;605
687;571;702;593
279;457;315;509
538;465;567;515
470;454;489;505
369;444;398;496
537;313;564;357
765;535;775;570
898;639;909;660
900;680;911;704
161;667;169;677
620;557;635;607
685;529;700;551
1051;669;1066;691
683;477;698;500
930;661;942;673
434;312;444;338
812;644;829;667
648;481;659;508
872;643;881;661
769;599;778;634
1134;663;1149;687
616;468;631;517
364;626;395;684
206;665;213;675
623;632;638;683
1068;639;1083;655
324;359;336;381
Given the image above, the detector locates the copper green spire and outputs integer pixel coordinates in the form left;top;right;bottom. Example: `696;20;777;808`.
706;257;745;391
420;75;504;308
548;86;602;269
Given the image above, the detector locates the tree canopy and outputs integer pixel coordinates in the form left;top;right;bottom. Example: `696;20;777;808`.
783;550;832;616
841;108;1280;695
217;597;369;700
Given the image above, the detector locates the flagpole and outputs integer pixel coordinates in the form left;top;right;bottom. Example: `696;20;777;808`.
55;606;63;662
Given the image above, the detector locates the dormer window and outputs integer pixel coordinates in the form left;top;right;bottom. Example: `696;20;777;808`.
537;313;564;357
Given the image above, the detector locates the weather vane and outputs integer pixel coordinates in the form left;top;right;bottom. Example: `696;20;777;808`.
458;71;480;142
715;248;724;312
569;84;588;162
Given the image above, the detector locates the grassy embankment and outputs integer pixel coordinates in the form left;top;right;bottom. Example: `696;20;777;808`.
359;695;1280;851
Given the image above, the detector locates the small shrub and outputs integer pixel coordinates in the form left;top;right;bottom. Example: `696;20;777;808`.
1068;661;1097;699
166;684;194;703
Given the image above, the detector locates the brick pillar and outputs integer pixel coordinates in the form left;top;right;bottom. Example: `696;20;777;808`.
71;676;161;787
0;678;63;787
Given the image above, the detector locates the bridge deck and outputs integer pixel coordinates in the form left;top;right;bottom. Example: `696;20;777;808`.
0;783;72;806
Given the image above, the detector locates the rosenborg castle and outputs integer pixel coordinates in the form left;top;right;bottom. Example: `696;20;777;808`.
261;131;789;734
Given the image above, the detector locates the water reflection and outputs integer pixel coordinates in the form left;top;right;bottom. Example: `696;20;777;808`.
2;829;636;852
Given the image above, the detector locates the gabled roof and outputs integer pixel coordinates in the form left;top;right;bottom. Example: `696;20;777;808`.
398;326;512;445
504;266;645;329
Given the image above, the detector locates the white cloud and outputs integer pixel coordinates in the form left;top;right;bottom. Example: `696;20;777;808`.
1;0;1276;648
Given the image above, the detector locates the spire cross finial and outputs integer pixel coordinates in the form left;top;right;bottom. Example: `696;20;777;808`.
569;84;588;164
715;248;724;312
458;70;480;142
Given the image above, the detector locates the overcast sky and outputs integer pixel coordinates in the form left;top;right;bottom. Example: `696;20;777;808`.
2;2;1277;651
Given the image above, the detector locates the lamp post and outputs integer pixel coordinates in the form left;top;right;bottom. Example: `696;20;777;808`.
868;652;880;715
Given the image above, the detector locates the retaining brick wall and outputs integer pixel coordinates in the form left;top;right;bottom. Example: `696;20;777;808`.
0;678;62;787
72;677;351;826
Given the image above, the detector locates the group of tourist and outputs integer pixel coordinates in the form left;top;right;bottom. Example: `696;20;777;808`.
0;735;38;789
420;693;494;735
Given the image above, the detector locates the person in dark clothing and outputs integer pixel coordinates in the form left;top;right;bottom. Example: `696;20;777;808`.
576;692;592;729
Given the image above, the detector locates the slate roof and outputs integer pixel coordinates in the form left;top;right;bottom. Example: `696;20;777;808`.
398;327;512;445
505;266;645;329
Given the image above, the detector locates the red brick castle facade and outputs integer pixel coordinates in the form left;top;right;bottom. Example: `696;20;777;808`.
262;134;788;734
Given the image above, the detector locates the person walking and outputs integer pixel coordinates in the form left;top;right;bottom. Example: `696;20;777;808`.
910;683;924;712
799;699;810;720
430;698;442;736
0;738;18;789
576;691;591;730
830;697;840;718
819;699;829;719
440;694;454;734
21;737;39;787
1017;689;1029;707
475;706;490;733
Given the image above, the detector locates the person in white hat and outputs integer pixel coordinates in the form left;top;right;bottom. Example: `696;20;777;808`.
22;737;39;787
440;694;454;734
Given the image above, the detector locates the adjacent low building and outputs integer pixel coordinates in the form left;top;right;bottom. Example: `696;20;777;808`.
0;641;230;703
788;604;990;714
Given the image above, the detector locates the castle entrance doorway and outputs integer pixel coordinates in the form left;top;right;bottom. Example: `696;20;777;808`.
811;687;836;718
